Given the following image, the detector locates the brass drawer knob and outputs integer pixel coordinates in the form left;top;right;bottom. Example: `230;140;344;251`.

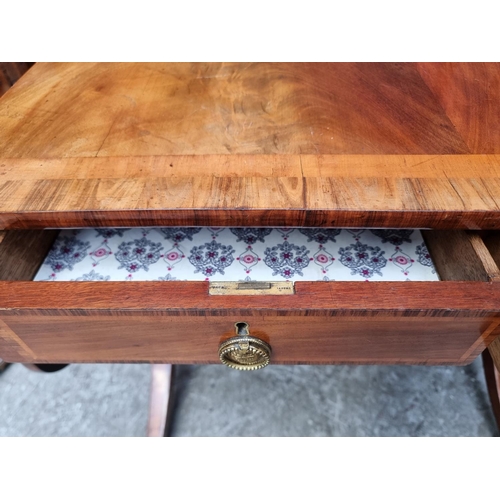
218;322;272;371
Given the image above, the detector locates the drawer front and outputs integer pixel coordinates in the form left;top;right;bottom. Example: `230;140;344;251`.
1;230;500;365
1;279;500;365
1;309;499;365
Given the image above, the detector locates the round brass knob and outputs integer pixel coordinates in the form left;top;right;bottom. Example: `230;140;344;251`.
218;322;272;371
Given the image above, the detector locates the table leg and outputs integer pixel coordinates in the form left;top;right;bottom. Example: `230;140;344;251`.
482;349;500;431
147;364;175;437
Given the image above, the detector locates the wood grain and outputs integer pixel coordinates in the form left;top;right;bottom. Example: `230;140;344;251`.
0;318;36;360
1;281;500;364
423;230;500;282
0;314;495;365
3;155;500;229
417;63;500;154
0;63;499;229
0;63;469;158
487;337;500;373
0;230;59;280
3;280;500;315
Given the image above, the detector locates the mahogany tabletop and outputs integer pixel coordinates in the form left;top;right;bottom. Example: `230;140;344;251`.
0;62;499;229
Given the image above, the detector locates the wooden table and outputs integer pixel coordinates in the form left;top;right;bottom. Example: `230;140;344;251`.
1;63;500;434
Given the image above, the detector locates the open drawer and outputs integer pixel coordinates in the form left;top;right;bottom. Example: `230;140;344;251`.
1;228;500;367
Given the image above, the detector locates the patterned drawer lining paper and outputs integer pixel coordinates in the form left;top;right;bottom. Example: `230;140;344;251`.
34;228;439;283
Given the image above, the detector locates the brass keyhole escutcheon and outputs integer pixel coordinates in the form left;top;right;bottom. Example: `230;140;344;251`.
218;322;272;371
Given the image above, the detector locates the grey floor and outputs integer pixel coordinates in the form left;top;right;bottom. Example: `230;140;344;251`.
0;359;496;436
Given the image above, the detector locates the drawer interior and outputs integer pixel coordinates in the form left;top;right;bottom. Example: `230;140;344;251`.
1;228;500;366
0;228;499;285
30;227;441;283
1;227;499;284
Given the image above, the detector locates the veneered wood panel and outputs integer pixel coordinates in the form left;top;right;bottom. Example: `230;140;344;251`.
3;155;500;229
0;63;499;228
0;63;469;158
1;281;500;363
417;63;500;154
2;281;500;314
0;314;497;365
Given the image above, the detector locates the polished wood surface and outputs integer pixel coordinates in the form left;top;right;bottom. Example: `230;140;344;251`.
3;155;500;229
0;314;498;365
0;63;469;158
0;63;500;229
417;63;500;154
4;280;500;314
1;280;500;364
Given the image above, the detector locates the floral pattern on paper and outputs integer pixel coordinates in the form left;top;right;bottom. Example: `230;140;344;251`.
338;241;387;278
163;244;185;271
45;236;91;273
189;240;235;277
71;270;110;281
35;228;439;282
90;241;112;266
115;237;163;273
415;243;436;274
264;240;310;279
237;246;261;274
370;229;414;246
389;248;414;276
312;245;335;274
299;229;341;243
230;228;272;245
94;229;130;239
156;227;202;242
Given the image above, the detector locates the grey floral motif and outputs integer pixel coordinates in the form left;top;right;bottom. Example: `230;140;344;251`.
188;240;235;277
346;229;365;240
45;236;91;272
264;240;310;279
230;228;272;244
415;243;436;273
276;228;294;240
338;241;387;278
94;228;130;239
298;229;341;243
71;270;110;281
156;274;181;281
208;227;224;239
115;237;163;273
370;230;413;246
156;227;202;242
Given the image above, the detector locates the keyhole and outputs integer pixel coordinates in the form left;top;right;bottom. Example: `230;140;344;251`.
235;322;249;336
